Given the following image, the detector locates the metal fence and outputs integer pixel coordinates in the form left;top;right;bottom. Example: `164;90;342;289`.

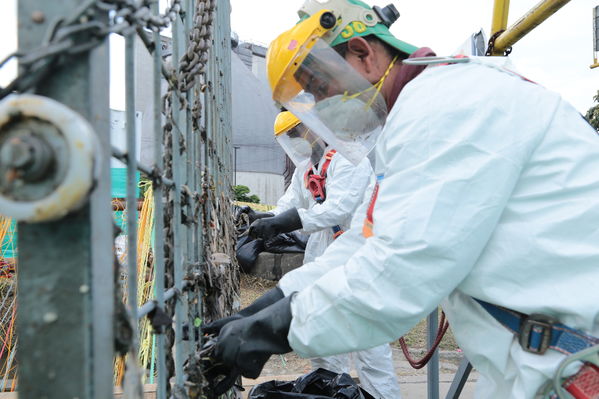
1;0;238;398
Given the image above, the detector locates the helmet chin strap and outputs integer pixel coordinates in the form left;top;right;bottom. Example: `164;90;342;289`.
341;54;399;108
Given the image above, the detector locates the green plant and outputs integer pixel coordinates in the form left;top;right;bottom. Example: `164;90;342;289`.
585;90;599;132
234;185;260;203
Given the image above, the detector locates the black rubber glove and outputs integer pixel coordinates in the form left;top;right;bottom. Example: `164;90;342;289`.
236;205;274;224
209;295;294;395
201;286;284;335
248;208;302;241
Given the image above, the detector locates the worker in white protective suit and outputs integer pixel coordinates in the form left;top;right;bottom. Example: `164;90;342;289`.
204;1;599;398
205;111;403;399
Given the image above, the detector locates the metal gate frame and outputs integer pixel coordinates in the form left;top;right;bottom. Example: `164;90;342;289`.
10;0;237;398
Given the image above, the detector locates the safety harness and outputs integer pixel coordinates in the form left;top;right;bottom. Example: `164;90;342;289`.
476;299;599;398
304;150;343;239
476;299;599;357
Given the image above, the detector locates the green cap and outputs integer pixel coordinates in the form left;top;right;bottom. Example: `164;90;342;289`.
298;0;418;55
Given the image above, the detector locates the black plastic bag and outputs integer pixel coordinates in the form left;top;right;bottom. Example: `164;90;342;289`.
235;217;308;273
264;231;308;254
237;235;264;273
248;368;375;399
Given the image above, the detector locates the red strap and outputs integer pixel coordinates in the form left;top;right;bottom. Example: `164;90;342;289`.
305;150;336;202
320;150;336;178
362;181;379;238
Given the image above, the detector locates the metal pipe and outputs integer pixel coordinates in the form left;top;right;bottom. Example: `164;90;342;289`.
592;6;599;69
137;281;188;319
427;311;440;399
135;27;174;83
150;0;167;396
184;0;196;352
111;146;175;188
491;0;510;36
125;31;139;351
492;0;571;55
445;358;473;399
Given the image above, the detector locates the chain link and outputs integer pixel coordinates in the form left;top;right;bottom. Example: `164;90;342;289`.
0;0;181;100
161;0;216;397
485;29;513;56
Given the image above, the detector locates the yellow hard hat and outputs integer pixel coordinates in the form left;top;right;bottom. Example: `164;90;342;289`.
266;9;337;103
274;111;301;136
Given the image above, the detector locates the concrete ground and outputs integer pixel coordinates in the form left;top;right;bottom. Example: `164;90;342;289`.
243;347;478;398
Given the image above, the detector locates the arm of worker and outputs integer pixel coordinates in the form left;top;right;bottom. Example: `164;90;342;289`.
286;65;549;358
278;179;373;295
298;155;373;233
270;168;307;216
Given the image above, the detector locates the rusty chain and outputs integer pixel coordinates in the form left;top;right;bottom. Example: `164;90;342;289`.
485;29;513;56
0;0;182;100
160;1;241;397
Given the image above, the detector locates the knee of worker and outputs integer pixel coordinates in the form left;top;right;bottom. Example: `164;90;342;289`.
353;344;396;375
310;354;351;375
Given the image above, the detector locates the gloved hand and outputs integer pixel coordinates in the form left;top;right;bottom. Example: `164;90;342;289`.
199;336;242;397
236;205;274;225
206;295;294;395
201;287;284;335
248;208;302;241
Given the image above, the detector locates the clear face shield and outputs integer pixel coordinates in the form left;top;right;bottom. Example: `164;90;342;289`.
276;123;327;168
275;39;388;165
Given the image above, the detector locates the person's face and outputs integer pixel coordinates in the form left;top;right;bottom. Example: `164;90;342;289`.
340;37;389;86
295;64;344;102
287;125;325;162
293;37;388;103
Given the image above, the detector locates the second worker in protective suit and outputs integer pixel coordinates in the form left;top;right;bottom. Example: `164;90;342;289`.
204;111;402;399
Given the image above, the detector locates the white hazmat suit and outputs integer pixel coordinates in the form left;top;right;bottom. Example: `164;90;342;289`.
272;149;402;399
280;58;599;398
272;151;371;264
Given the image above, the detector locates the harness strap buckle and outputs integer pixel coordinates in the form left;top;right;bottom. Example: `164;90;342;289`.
519;313;557;354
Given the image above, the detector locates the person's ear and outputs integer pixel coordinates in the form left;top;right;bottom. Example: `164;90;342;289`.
346;36;376;76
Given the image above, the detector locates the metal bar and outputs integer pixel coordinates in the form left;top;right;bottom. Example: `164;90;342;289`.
445;358;473;399
492;0;571;55
88;15;114;399
135;27;175;84
171;7;186;390
592;6;599;69
191;1;205;354
137;282;189;319
125;31;139;350
111;146;175;188
491;0;510;36
427;311;440;399
220;0;233;189
150;1;167;397
16;1;112;398
184;0;196;353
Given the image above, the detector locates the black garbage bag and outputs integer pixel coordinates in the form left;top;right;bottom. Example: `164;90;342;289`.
237;233;265;273
264;231;308;254
248;368;375;399
235;211;308;273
